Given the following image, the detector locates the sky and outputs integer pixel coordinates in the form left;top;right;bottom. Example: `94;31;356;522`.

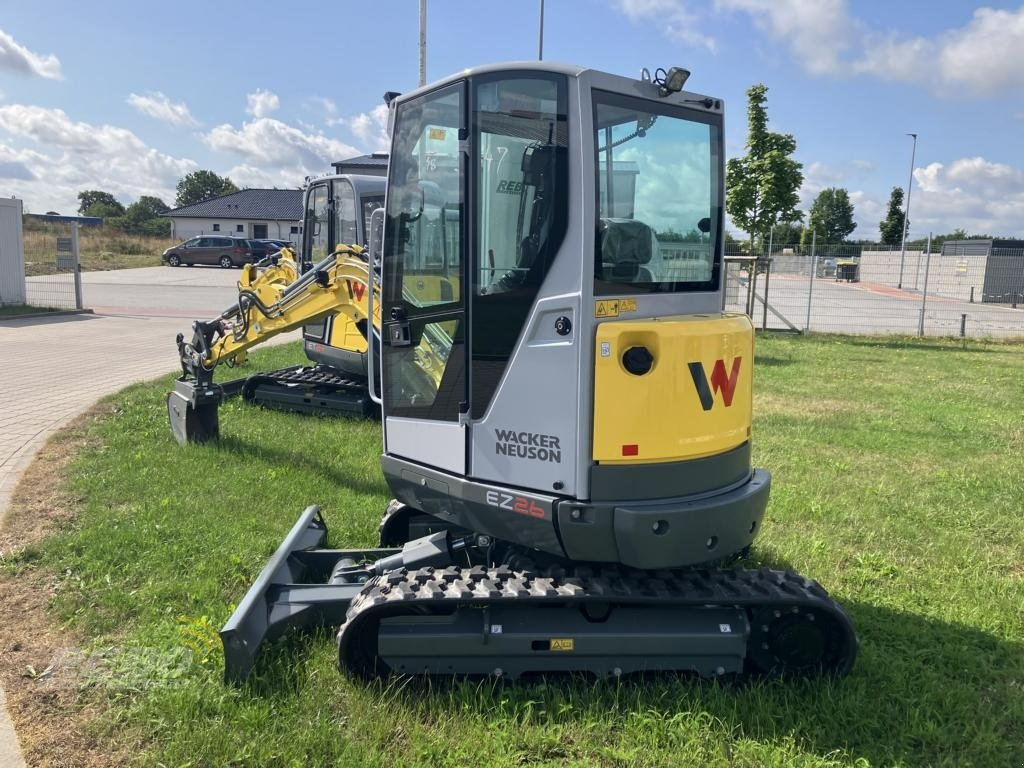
0;0;1022;240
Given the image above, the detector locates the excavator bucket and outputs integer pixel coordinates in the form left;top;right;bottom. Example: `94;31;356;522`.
167;379;222;445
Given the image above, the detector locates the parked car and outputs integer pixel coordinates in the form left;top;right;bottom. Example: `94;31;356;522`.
162;236;254;268
248;239;294;262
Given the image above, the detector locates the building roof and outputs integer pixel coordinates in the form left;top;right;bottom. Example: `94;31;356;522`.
332;153;389;176
162;188;303;221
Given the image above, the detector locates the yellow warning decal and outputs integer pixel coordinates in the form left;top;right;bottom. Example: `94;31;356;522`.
550;638;575;652
595;298;638;318
428;127;447;141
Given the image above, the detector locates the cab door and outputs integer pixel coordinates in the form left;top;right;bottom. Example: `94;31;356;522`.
380;83;467;475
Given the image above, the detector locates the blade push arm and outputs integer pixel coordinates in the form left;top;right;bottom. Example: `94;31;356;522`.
176;245;381;385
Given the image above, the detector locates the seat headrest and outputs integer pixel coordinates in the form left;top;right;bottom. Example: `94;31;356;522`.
599;218;654;266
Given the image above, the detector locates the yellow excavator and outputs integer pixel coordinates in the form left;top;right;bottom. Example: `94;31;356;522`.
210;173;386;419
169;241;383;443
169;62;857;683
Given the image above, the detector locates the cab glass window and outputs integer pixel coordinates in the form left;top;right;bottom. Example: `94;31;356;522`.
593;90;722;294
383;84;463;311
332;179;358;248
471;73;568;418
305;183;330;263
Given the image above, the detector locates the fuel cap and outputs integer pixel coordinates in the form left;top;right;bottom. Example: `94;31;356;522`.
622;346;654;375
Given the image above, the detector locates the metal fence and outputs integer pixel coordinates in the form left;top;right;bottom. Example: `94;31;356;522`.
24;222;84;310
722;241;1024;339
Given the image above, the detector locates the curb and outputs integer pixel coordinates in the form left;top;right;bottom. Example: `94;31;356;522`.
0;667;25;767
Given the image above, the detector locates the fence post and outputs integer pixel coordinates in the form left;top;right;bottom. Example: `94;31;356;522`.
71;222;84;310
917;232;932;337
748;259;758;319
761;258;771;331
805;231;817;332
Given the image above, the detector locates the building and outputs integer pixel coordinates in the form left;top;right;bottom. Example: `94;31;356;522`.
331;153;389;177
161;188;303;241
942;239;1024;304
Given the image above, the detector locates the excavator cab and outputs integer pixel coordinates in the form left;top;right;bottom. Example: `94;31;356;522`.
215;63;857;683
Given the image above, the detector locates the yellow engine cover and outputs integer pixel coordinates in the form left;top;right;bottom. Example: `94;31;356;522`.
593;313;753;464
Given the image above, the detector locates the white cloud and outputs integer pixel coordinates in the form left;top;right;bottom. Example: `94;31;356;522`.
127;91;197;127
909;157;1024;236
706;1;1024;97
0;28;62;80
345;104;390;152
246;89;280;118
204;117;358;188
715;0;854;75
0;104;197;213
612;0;718;52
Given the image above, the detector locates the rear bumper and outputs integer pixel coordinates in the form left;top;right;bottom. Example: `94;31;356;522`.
557;469;771;569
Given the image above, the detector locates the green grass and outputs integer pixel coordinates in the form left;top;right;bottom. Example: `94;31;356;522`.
0;304;61;317
5;335;1024;767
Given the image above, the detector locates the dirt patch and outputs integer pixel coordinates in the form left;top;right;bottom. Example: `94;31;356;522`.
0;403;130;768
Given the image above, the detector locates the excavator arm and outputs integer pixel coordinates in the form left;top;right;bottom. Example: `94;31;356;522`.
168;245;381;444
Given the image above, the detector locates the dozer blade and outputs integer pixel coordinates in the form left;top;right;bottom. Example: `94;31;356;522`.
167;379;222;445
220;505;398;683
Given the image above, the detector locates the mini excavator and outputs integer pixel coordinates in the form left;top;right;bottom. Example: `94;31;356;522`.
190;173;386;421
169;62;857;682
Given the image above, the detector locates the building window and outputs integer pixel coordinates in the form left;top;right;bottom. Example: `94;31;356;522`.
212;223;220;232
236;224;244;232
290;225;299;234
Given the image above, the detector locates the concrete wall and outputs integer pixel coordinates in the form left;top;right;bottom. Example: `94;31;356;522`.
168;217;300;241
859;250;989;302
0;198;25;306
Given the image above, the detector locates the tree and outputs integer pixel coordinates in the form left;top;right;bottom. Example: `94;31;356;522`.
772;220;804;246
77;189;125;217
126;195;170;220
802;188;856;245
725;84;804;254
175;170;238;208
878;186;906;246
120;196;171;235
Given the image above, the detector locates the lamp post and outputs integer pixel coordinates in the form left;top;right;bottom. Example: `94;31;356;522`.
897;132;917;289
419;0;427;87
538;0;545;60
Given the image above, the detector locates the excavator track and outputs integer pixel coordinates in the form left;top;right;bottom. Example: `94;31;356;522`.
237;366;372;416
337;563;857;680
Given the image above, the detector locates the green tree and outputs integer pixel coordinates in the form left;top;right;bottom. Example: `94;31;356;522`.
878;186;906;246
77;189;125;217
772;220;804;247
802;188;856;245
119;196;172;234
726;84;804;254
175;170;238;208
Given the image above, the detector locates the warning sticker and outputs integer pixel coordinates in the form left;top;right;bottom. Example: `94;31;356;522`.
595;298;638;318
550;638;575;652
428;127;447;141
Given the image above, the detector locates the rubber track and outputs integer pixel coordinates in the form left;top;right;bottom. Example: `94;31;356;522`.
337;564;858;678
255;366;366;390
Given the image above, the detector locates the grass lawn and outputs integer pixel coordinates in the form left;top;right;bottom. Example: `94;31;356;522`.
0;304;61;317
3;335;1023;767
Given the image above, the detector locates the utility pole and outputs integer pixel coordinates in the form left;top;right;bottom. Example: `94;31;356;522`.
897;132;917;289
538;0;545;60
419;0;427;87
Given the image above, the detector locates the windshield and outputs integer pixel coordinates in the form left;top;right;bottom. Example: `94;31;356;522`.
593;90;722;294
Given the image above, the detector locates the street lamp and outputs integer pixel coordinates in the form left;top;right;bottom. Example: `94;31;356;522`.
897;132;917;289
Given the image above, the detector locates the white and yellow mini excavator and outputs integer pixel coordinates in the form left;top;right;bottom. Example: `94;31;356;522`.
169;62;857;682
